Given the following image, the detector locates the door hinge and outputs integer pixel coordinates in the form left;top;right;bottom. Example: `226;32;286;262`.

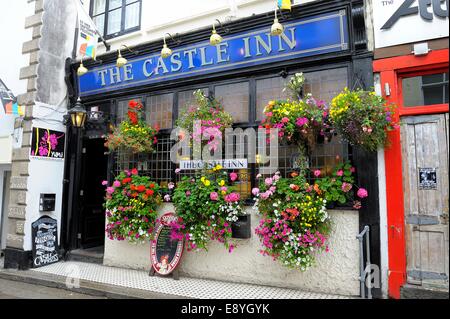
77;233;82;239
82;147;86;154
80;189;84;196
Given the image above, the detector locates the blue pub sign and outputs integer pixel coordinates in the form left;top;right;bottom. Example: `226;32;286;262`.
78;10;349;97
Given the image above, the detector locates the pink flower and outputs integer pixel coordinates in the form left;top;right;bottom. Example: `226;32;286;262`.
225;192;240;203
357;188;368;198
273;174;280;182
341;182;352;193
210;192;219;201
252;188;260;196
313;170;321;177
350;167;356;173
185;190;191;196
168;182;175;190
281;117;289;123
220;186;228;192
175;168;181;174
260;192;270;200
113;180;121;187
353;200;362;209
164;194;171;202
101;180;108;186
228;244;235;253
265;177;273;186
336;170;344;177
106;187;115;194
296;117;309;127
266;112;273;117
256;174;262;179
229;172;238;182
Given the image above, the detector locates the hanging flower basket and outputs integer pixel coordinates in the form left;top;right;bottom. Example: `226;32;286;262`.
103;169;162;242
176;90;233;152
105;100;159;154
329;88;398;152
171;166;244;252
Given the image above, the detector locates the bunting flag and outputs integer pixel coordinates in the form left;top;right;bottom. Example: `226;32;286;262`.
0;78;24;116
74;0;99;59
278;0;292;10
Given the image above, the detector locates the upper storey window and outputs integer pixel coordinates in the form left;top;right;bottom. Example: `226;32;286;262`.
90;0;141;39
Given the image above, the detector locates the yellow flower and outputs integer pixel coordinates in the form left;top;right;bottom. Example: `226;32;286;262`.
219;180;225;186
221;190;226;195
203;180;211;186
201;176;205;182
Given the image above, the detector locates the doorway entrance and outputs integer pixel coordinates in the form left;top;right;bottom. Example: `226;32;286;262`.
401;114;449;290
74;137;108;257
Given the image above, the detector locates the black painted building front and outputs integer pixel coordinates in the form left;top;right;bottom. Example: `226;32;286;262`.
59;0;380;297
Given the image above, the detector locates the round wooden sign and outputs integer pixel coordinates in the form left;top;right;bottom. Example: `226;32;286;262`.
151;212;184;275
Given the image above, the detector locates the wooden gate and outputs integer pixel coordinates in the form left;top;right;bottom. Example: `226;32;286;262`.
401;113;449;289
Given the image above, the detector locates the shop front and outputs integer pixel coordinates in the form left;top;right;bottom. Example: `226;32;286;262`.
372;0;449;298
62;1;379;297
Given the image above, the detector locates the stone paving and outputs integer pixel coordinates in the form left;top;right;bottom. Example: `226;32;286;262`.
30;260;353;299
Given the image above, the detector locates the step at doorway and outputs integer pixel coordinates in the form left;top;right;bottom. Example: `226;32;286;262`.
67;246;104;264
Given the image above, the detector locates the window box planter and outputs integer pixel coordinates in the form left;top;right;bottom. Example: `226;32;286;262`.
232;214;251;239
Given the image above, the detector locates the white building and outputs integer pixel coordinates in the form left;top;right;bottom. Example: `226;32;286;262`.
0;0;34;253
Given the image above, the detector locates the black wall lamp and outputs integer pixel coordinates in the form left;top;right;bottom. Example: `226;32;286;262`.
67;97;87;128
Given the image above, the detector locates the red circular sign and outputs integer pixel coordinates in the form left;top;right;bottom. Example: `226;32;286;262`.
150;212;184;276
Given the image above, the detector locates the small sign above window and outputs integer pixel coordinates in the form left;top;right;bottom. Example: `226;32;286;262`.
418;168;437;190
179;159;248;170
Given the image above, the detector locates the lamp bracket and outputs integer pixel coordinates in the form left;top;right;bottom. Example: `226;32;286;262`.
166;33;182;45
215;19;230;34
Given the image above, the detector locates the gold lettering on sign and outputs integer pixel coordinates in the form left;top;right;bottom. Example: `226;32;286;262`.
184;49;197;69
170;52;182;72
199;47;213;66
109;67;121;84
278;28;297;51
98;69;108;86
143;59;154;77
123;64;134;81
216;42;229;63
255;33;272;56
155;57;169;75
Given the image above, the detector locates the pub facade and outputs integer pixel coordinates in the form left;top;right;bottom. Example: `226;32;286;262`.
4;0;386;298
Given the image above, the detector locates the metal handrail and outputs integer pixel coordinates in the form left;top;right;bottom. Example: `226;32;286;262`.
356;225;371;299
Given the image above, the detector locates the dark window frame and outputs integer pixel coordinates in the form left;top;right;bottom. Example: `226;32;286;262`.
89;0;142;40
108;62;353;203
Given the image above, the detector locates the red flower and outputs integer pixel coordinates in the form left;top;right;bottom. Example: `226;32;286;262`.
146;189;154;196
131;192;138;197
149;183;155;189
128;111;138;125
130;184;136;191
131;168;138;175
137;185;146;192
122;177;132;184
128;100;138;109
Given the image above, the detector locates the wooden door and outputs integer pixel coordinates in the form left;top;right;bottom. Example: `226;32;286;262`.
401;114;449;289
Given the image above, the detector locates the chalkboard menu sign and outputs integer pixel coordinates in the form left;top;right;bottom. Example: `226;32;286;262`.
150;213;184;276
32;216;59;268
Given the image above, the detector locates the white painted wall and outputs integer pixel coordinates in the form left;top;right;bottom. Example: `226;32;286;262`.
83;0;319;56
104;204;361;296
21;102;67;251
0;0;34;251
0;0;32;95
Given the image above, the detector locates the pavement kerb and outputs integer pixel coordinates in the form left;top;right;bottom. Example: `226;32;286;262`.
0;268;185;299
